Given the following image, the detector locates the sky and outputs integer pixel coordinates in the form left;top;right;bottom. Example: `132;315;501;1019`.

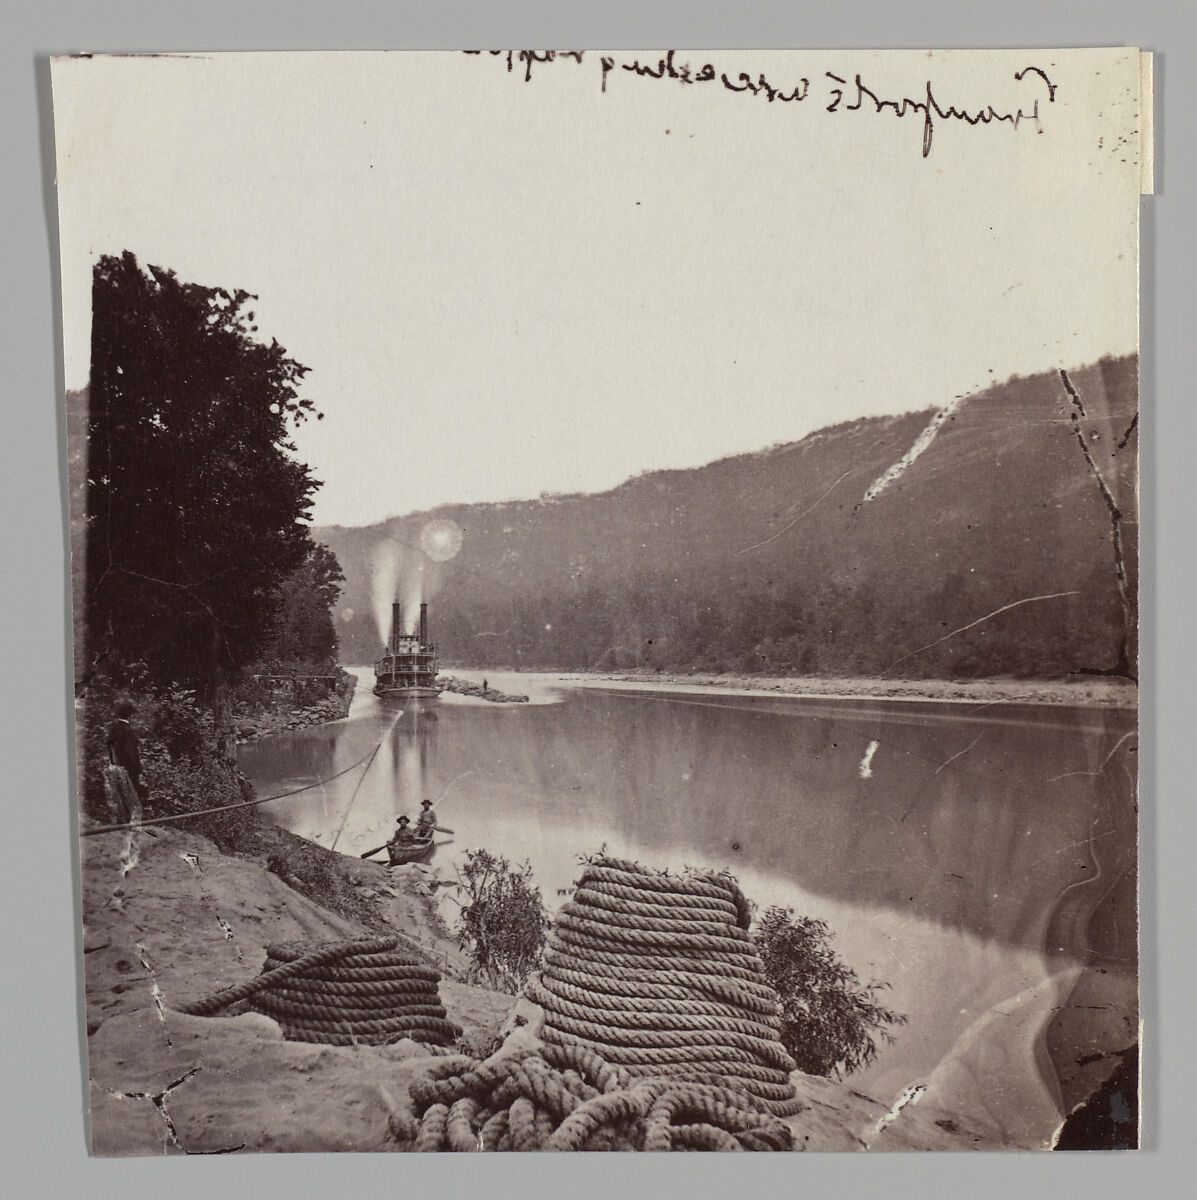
53;50;1143;527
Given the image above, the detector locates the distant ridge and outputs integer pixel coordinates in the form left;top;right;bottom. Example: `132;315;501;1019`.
318;355;1138;681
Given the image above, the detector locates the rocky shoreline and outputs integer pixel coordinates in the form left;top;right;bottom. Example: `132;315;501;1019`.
234;668;357;742
554;668;1137;709
437;674;529;703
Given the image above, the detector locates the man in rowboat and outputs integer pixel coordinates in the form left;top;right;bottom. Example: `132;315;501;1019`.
389;814;417;847
416;798;438;835
385;815;422;866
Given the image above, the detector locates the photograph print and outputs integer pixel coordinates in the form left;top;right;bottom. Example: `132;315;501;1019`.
53;48;1146;1154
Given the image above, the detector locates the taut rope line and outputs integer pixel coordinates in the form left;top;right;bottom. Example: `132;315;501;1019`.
81;712;403;838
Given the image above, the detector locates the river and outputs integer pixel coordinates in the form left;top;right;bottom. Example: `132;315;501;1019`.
238;667;1137;1149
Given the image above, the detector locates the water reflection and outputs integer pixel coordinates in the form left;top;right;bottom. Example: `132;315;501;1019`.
382;697;437;817
238;671;1136;1147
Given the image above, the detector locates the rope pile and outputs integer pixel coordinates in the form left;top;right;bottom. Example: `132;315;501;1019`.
524;855;801;1118
176;936;461;1048
407;1041;793;1151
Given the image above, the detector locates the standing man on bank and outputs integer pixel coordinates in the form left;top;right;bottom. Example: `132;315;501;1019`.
105;698;146;821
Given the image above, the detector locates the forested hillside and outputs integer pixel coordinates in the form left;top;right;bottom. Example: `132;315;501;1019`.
320;355;1138;680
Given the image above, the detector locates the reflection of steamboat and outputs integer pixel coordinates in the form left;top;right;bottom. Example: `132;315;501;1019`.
373;601;441;698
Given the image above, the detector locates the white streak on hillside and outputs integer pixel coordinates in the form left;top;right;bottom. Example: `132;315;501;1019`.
860;398;966;504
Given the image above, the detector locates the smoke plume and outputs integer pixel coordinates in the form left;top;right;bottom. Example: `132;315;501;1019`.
370;540;401;648
370;521;463;643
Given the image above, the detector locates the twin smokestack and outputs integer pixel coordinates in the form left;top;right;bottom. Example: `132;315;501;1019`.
388;601;429;652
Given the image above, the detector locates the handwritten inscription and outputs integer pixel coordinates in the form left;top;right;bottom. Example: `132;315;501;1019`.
464;50;1057;159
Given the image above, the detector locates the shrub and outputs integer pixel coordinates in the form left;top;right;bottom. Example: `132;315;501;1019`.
77;669;252;832
755;906;905;1078
143;684;212;761
452;850;548;993
140;741;246;820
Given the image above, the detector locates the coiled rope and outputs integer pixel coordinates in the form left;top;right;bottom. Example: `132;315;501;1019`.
406;1041;793;1151
175;936;461;1048
526;855;802;1118
399;855;803;1149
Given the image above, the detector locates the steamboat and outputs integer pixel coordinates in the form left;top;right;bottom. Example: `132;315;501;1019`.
373;601;441;698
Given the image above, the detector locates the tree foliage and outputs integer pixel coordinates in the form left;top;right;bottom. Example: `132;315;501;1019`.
260;543;346;667
86;252;322;743
754;905;905;1078
453;850;549;993
77;665;246;827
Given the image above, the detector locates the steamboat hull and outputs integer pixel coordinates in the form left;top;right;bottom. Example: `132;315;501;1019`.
373;682;441;698
373;600;440;699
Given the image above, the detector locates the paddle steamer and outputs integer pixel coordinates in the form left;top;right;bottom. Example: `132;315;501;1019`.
373;601;441;697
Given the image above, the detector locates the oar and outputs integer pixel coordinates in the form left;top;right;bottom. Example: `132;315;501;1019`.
360;820;452;858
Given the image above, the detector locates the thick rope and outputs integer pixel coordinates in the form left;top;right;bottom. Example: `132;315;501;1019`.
178;937;460;1047
541;956;781;1012
541;1025;794;1076
532;855;802;1118
263;981;440;1005
526;986;780;1040
404;1043;793;1152
555;908;756;946
400;855;803;1148
175;938;397;1016
575;880;741;920
264;951;439;972
543;943;767;983
447;1098;481;1152
389;854;803;1148
581;864;740;905
586;858;753;926
531;972;780;1024
253;994;447;1021
539;1011;793;1066
614;1061;799;1099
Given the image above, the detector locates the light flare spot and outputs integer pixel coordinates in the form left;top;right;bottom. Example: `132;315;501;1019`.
421;519;464;563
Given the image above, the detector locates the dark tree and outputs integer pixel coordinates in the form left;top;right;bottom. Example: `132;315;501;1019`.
264;543;346;666
86;252;321;753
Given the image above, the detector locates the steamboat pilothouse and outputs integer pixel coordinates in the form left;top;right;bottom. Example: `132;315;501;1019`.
373;601;441;697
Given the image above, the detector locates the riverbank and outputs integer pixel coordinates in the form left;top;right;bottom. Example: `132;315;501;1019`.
81;822;513;1153
81;816;1011;1152
234;666;356;743
438;674;529;703
550;668;1137;709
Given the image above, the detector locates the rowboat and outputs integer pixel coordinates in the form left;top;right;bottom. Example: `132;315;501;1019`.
387;834;435;866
